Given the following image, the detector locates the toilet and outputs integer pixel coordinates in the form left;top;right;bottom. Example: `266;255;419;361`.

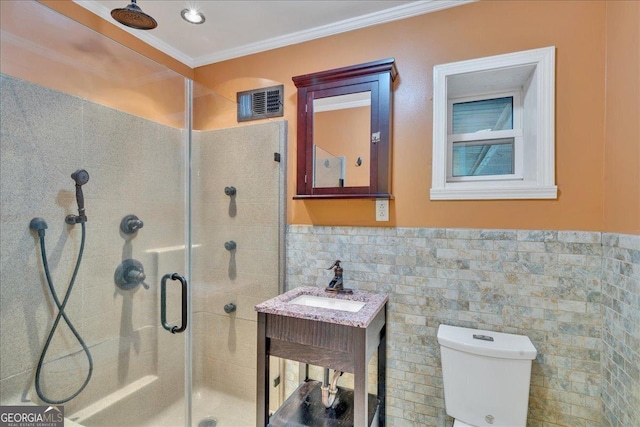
437;324;537;427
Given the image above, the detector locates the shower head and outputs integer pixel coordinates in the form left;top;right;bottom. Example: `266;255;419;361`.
111;0;157;30
71;169;89;186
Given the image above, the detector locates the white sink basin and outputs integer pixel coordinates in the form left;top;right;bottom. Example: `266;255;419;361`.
288;295;366;313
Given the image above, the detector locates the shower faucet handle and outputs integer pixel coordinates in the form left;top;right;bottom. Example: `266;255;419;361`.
126;268;146;283
120;214;144;234
115;259;147;290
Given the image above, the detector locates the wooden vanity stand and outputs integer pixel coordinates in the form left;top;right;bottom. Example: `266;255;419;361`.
256;287;388;427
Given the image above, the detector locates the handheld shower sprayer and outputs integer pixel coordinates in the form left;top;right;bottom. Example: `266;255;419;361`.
66;169;89;224
30;168;93;404
72;168;89;186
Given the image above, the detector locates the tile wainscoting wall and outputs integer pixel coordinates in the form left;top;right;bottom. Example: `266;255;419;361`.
601;234;640;426
286;225;639;427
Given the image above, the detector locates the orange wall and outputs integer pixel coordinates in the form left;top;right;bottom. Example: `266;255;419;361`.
7;1;635;233
603;0;640;235
195;0;608;231
1;1;190;128
38;0;192;79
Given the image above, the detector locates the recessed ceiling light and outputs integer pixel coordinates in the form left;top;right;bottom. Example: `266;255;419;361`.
181;8;205;24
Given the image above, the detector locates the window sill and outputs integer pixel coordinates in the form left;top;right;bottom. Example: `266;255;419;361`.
430;184;557;200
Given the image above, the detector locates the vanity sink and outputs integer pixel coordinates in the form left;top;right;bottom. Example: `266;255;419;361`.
255;286;389;427
255;286;388;327
288;295;366;312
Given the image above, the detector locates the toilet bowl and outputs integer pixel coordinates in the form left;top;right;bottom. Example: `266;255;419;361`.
437;324;537;427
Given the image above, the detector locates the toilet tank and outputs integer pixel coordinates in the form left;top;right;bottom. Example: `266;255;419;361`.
437;325;537;427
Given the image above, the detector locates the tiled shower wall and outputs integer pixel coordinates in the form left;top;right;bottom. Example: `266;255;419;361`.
191;122;286;405
287;225;639;427
0;74;187;419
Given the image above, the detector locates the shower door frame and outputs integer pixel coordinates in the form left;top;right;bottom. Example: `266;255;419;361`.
184;78;194;427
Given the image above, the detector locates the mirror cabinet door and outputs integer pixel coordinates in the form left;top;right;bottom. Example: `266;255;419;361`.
312;90;372;189
293;58;397;199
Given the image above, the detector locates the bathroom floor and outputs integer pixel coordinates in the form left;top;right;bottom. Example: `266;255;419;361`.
139;388;255;427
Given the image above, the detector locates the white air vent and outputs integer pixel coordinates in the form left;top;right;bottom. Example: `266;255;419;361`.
237;85;284;122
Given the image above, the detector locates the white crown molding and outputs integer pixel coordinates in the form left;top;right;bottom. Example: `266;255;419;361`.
193;0;476;66
314;92;371;112
314;99;371;113
74;0;476;69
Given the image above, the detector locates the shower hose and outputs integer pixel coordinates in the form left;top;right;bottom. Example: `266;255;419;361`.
35;222;93;404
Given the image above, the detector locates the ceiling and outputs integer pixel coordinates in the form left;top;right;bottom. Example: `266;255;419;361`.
75;0;471;68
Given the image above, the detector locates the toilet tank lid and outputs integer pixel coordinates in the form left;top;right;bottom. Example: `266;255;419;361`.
437;324;537;360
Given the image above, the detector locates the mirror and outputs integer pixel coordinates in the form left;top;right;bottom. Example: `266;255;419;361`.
313;92;371;188
293;58;397;199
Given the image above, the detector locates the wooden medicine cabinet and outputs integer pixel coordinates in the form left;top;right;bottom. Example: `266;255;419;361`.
292;58;397;199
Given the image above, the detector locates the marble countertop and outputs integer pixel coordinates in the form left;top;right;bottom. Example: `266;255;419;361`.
255;286;388;328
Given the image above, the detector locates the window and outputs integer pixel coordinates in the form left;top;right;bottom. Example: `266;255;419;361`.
449;93;521;180
431;46;557;200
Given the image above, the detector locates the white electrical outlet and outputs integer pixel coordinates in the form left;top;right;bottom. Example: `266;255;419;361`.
376;199;389;222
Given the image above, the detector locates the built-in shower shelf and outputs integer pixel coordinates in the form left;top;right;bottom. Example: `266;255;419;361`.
69;375;158;425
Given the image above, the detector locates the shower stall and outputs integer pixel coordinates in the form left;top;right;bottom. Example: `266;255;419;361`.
0;1;285;426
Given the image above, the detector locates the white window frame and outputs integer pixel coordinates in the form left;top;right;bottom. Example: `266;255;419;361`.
431;46;557;200
447;90;523;182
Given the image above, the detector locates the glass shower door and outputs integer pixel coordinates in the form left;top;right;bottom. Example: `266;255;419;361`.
0;1;191;426
1;2;287;426
190;83;287;426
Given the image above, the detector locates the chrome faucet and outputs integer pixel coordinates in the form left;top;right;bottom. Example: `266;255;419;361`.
325;260;352;294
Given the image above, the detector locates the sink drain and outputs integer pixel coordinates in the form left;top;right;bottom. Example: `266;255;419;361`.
198;417;217;427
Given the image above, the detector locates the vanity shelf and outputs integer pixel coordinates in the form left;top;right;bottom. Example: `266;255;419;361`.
256;287;388;427
269;380;379;427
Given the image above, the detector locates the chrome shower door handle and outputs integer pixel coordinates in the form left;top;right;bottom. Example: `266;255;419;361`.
160;273;188;334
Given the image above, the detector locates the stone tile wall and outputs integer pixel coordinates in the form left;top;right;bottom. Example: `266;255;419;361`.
286;225;626;427
0;75;288;422
601;233;640;427
191;122;287;409
0;74;187;415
